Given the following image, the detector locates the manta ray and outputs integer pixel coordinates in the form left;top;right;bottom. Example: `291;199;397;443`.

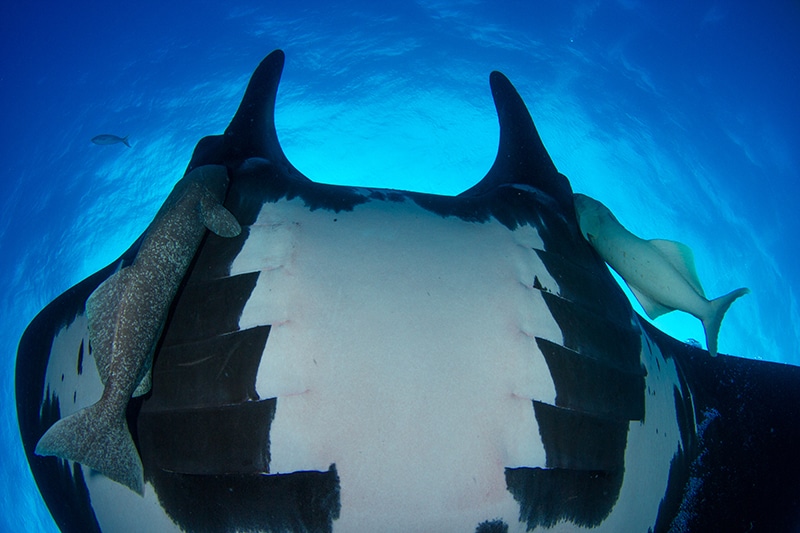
16;50;800;533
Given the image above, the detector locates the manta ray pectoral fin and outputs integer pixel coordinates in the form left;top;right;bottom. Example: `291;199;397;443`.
87;267;136;385
200;195;241;238
649;239;706;297
628;283;674;319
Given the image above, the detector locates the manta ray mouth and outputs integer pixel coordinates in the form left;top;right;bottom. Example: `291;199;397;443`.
186;50;576;220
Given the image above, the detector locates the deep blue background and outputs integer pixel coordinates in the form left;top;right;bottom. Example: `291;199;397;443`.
2;2;798;530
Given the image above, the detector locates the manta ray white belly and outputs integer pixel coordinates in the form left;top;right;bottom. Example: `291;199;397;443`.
234;196;559;528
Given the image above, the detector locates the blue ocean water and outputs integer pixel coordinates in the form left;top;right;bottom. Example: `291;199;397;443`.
1;1;798;530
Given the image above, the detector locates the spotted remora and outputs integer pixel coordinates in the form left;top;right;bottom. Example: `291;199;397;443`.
34;164;241;494
573;193;749;357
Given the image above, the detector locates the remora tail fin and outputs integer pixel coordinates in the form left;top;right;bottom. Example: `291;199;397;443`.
703;287;750;357
34;401;144;495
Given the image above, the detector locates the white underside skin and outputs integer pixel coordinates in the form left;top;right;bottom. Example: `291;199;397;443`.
235;197;558;531
43;315;100;418
230;196;685;532
40;196;686;532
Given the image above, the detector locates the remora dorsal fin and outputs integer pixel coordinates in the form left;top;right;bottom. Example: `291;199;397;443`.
460;71;573;212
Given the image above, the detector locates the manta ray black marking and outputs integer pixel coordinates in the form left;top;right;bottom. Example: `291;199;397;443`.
16;50;800;532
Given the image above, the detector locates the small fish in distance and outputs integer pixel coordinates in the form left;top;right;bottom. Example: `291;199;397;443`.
91;134;131;148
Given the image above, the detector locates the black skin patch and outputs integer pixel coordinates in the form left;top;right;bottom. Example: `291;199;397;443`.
506;466;624;529
534;248;631;318
158;272;260;345
147;465;340;533
652;444;693;533
532;401;629;471
518;222;644;527
644;322;800;532
139;400;276;475
536;338;645;420
225;158;575;235
146;326;269;410
76;339;83;375
229;163;372;224
475;518;509;533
